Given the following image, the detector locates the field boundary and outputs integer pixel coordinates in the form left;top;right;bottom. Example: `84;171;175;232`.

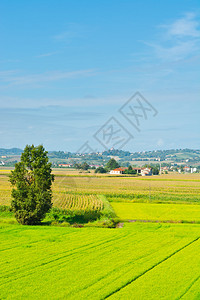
105;236;200;299
127;219;200;224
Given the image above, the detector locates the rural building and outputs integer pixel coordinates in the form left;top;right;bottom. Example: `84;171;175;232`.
58;163;73;168
110;167;152;176
89;164;101;168
141;168;152;176
110;167;128;174
161;166;169;172
184;166;190;172
177;166;197;173
191;167;197;173
132;168;142;174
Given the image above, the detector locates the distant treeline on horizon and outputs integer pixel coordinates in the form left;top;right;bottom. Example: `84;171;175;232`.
0;147;200;156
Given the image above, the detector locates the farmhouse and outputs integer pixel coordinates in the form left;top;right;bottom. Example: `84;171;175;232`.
191;167;197;173
110;167;152;176
89;164;101;168
141;168;152;176
132;168;142;174
110;167;128;174
184;166;190;172
58;163;73;168
128;167;152;176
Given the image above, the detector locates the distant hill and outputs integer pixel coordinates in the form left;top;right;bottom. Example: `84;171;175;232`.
101;149;200;165
1;148;200;166
0;148;23;155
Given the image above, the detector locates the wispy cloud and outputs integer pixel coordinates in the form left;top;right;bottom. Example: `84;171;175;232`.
147;40;198;61
162;13;200;38
0;69;96;88
0;70;18;77
146;13;200;61
36;52;59;58
0;59;20;63
53;23;87;42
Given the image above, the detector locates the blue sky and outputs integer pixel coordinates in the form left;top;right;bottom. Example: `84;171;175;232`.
0;0;200;152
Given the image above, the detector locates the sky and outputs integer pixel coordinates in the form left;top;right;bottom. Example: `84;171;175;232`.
0;0;200;152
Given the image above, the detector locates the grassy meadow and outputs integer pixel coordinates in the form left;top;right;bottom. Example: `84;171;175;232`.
0;169;200;299
0;222;200;299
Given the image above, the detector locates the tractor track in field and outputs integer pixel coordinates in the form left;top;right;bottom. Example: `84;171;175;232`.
63;234;179;299
178;273;200;299
104;235;200;299
0;231;134;286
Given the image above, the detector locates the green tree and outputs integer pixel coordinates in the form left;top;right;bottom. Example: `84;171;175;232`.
124;165;137;175
74;163;81;169
9;145;54;225
81;162;89;170
95;167;107;173
128;165;133;172
152;166;159;175
105;158;120;171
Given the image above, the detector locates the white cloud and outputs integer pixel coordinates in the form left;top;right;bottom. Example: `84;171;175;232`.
147;13;200;62
163;13;200;38
149;40;198;61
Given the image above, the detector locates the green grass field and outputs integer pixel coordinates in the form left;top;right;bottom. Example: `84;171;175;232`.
0;221;200;299
1;170;200;299
111;202;200;222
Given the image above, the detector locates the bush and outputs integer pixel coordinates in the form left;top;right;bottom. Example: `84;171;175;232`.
46;207;102;224
0;205;12;212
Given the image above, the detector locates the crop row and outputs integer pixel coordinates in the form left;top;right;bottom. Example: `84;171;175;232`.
1;174;200;207
53;193;104;211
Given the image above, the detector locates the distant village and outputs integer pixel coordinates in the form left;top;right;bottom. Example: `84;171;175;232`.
0;148;200;175
0;159;199;176
56;164;197;176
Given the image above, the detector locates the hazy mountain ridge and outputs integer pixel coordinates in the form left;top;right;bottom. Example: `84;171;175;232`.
1;148;200;165
0;148;23;156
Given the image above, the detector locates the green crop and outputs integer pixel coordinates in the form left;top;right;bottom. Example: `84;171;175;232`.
111;202;200;223
0;222;200;299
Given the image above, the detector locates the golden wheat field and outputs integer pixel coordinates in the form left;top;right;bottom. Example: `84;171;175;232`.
0;169;200;208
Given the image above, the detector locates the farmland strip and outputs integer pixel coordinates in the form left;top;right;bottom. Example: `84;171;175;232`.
178;274;200;299
105;236;200;299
